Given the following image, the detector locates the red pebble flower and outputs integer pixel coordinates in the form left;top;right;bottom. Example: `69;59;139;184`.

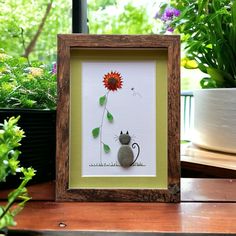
103;71;123;91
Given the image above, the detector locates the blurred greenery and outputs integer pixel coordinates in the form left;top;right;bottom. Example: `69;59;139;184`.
181;72;201;91
88;0;199;90
172;0;236;88
88;0;117;10
88;0;158;34
0;0;200;90
0;0;161;59
0;0;71;62
0;51;57;109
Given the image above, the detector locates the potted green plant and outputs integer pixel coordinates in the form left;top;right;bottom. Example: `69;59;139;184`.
0;116;35;235
160;0;236;153
0;51;56;186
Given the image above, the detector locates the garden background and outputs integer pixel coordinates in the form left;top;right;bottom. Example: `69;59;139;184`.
0;0;203;90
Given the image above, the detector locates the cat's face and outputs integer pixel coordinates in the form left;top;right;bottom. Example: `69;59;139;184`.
119;131;131;145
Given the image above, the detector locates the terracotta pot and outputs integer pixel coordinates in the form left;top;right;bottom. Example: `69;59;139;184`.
192;88;236;153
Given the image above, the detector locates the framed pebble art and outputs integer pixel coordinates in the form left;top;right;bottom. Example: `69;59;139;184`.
56;34;180;202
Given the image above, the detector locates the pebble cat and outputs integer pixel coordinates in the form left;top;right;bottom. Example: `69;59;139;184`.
117;131;140;168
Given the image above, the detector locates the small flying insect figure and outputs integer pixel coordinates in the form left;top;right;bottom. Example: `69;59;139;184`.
130;87;142;98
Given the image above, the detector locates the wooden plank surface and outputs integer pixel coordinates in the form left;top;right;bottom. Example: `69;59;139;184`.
8;201;236;233
181;178;236;202
181;144;236;178
181;161;236;178
0;181;55;201
1;178;236;234
8;231;235;236
1;179;236;202
181;144;236;170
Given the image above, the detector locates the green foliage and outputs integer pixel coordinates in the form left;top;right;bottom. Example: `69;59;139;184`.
103;143;110;153
172;0;236;88
0;116;24;181
89;0;117;10
0;117;35;229
99;95;106;106
0;52;56;109
0;0;71;62
92;127;100;138
106;111;113;122
0;0;160;62
88;1;154;34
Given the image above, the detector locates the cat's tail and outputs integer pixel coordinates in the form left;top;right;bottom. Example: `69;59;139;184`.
130;143;140;166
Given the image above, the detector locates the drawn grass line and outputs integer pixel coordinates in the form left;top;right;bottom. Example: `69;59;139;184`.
89;162;146;167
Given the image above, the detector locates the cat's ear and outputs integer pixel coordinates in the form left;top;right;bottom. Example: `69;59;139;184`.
120;131;123;134
126;131;129;134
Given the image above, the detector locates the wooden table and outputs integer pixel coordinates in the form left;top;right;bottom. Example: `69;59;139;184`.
181;144;236;178
1;178;236;235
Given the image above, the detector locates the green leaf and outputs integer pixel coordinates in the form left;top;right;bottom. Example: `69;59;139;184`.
232;0;236;28
200;77;217;89
198;63;207;73
103;143;110;153
106;111;113;122
92;127;100;138
0;210;16;229
99;95;106;106
206;67;224;86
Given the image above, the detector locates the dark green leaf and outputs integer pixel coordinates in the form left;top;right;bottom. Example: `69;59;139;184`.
198;63;207;73
103;143;110;153
232;0;236;28
106;111;113;122
92;127;100;138
99;95;106;106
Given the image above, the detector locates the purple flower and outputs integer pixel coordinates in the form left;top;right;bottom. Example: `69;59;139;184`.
52;62;56;74
173;8;181;17
167;27;174;32
161;7;180;22
156;6;180;34
165;8;174;17
161;14;170;22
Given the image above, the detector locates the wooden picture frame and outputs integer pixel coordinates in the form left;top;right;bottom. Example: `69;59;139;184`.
56;34;180;202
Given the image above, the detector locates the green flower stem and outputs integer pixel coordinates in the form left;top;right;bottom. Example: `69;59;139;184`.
99;91;110;163
0;176;29;220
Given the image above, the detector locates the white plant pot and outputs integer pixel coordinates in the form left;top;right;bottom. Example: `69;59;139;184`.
192;88;236;154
